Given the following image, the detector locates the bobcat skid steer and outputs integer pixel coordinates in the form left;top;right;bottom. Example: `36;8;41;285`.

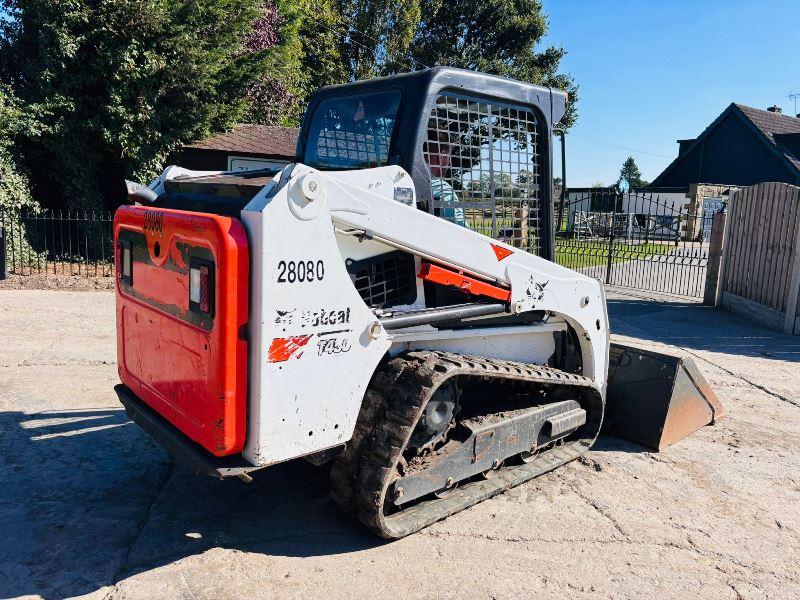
114;67;723;538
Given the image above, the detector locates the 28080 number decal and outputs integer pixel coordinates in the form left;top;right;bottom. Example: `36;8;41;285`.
277;260;325;283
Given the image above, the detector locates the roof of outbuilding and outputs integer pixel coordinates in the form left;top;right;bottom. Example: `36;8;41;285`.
187;124;298;159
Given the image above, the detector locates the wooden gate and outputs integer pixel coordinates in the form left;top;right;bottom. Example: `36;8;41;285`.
720;182;800;334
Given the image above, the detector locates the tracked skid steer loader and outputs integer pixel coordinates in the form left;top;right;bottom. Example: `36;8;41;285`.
113;67;723;538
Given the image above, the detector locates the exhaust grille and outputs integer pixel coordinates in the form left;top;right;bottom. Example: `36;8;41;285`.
346;251;417;308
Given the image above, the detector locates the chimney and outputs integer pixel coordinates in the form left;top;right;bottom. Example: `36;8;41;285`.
767;105;782;114
677;138;696;157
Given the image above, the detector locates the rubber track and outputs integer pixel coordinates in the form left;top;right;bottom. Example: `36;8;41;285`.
330;350;604;539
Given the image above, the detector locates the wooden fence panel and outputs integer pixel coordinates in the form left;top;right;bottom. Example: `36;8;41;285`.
733;189;752;297
751;183;768;303
786;203;800;333
759;183;781;306
720;183;800;333
722;188;739;293
770;184;792;310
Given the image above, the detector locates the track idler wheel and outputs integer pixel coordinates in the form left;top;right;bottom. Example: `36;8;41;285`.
409;379;459;453
433;477;458;498
480;459;505;479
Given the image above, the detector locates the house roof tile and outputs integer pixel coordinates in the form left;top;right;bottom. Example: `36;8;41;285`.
735;104;800;172
188;124;298;159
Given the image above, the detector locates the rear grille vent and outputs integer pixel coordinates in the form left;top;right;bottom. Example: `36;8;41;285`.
346;251;417;308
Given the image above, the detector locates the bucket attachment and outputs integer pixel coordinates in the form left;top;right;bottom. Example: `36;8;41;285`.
604;343;724;451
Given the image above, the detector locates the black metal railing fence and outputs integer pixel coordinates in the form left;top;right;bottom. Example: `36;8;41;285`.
0;208;114;278
553;188;721;298
0;190;724;298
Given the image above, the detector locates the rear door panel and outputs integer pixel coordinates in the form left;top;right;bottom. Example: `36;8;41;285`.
114;206;249;456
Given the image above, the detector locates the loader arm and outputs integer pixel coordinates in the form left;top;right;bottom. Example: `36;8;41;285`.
246;163;610;385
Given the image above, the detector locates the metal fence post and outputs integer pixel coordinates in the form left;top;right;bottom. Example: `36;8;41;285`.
604;191;617;285
512;204;529;249
0;226;6;280
703;212;727;306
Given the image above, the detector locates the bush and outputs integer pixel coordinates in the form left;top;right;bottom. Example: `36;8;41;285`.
0;86;36;212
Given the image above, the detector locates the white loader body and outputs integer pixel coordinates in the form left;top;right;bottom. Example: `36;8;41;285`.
240;163;609;467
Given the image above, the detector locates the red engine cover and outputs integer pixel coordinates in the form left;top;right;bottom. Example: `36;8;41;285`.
114;206;249;456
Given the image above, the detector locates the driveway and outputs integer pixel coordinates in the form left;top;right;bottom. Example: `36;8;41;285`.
1;289;799;599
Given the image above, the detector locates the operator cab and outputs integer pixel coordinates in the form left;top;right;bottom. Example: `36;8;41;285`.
153;67;566;260
297;66;567;260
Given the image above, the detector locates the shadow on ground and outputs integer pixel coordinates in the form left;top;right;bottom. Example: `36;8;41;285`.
591;434;653;454
1;407;660;599
607;297;800;362
7;295;791;598
0;408;381;600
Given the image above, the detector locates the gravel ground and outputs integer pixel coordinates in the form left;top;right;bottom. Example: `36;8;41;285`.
1;288;799;600
0;274;115;291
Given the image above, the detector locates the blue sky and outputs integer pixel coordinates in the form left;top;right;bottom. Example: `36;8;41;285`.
542;0;800;187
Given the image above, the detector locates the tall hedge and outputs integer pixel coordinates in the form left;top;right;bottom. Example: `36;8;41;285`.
0;85;36;212
0;0;281;210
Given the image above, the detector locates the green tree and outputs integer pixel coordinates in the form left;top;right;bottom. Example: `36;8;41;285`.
298;0;348;95
333;0;421;80
314;1;576;126
0;0;281;210
618;156;648;188
241;0;349;126
408;0;578;127
0;85;41;263
0;0;579;211
246;0;349;125
242;0;304;126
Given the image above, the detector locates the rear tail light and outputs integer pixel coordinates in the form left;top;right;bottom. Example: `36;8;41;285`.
189;259;214;316
119;240;133;285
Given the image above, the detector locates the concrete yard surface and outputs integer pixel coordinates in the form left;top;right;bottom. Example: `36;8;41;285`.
1;288;799;599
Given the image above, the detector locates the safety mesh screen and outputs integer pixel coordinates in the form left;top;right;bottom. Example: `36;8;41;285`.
347;251;417;308
424;94;542;255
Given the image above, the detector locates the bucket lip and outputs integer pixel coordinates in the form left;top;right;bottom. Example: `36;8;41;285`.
610;340;686;358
